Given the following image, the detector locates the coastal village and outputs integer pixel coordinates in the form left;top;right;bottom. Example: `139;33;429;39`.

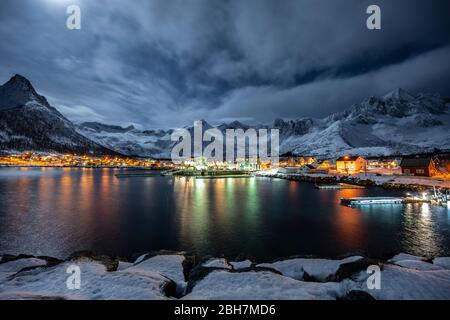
1;151;449;179
1;151;449;195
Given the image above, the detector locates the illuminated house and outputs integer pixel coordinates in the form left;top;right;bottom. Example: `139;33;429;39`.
336;156;367;174
400;157;437;177
316;160;332;173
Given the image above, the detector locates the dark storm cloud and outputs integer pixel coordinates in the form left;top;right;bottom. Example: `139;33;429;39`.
1;0;450;128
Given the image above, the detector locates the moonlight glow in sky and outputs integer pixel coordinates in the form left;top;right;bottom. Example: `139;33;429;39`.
1;0;450;129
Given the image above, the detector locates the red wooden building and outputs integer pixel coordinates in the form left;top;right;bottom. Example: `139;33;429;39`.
400;158;437;177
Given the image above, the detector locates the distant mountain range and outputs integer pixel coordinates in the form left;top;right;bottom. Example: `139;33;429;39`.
1;75;450;158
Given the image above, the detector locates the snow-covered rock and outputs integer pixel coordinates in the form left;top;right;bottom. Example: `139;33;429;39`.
126;255;186;293
230;260;253;270
117;261;133;271
388;253;425;263
353;264;450;300
257;256;364;282
202;258;232;270
0;258;174;300
393;260;443;271
0;257;48;284
433;257;450;270
1;253;450;300
183;270;351;300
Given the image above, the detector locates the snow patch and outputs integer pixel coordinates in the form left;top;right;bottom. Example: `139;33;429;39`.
353;264;450;300
202;258;232;269
230;260;252;270
393;260;443;271
126;255;186;293
0;259;172;300
257;256;363;281
117;261;133;271
433;257;450;270
388;253;425;263
183;270;351;300
0;258;48;284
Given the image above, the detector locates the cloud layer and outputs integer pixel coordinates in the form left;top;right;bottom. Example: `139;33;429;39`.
1;0;449;128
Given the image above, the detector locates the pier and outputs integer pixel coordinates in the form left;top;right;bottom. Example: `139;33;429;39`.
341;197;403;206
316;183;365;190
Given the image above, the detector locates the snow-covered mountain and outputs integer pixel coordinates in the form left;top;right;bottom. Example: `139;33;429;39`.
277;89;450;157
77;89;450;158
1;74;449;158
77;121;174;158
0;75;118;155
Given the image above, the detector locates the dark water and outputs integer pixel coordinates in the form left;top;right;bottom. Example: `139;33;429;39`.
0;168;449;261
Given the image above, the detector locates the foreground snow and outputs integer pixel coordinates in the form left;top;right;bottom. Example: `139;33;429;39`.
1;252;450;300
257;256;363;282
183;270;351;300
124;254;187;294
0;258;173;300
353;264;450;300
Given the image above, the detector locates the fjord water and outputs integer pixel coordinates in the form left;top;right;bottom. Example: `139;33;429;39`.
0;168;449;260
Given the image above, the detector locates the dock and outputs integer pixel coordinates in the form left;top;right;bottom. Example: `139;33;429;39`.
341;196;433;206
341;197;404;206
316;183;365;190
195;174;253;179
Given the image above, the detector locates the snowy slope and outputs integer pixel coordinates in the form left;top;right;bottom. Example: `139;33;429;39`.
1;74;448;158
78;89;450;158
0;75;118;155
76;122;173;158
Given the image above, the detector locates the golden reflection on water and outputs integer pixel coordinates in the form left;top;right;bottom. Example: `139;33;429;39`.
332;189;366;249
173;177;263;254
1;168;449;259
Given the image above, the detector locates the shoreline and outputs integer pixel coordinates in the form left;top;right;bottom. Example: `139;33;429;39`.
260;172;450;192
2;165;449;192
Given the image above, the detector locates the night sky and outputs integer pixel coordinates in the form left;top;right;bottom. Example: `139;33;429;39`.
1;0;450;128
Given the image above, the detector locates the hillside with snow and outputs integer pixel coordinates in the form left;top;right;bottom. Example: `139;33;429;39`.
0;75;117;155
1;75;449;158
77;89;450;158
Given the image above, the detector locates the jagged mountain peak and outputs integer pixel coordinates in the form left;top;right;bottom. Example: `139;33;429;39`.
0;74;119;156
382;88;415;101
7;74;34;88
219;120;250;130
0;74;49;110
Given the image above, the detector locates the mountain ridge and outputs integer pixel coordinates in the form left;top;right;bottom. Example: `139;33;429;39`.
0;75;120;155
1;75;449;158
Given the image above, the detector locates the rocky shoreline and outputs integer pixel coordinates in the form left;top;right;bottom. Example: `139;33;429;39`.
263;173;450;192
1;251;450;300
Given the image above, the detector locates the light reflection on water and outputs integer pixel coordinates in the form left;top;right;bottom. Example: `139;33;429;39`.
0;168;449;260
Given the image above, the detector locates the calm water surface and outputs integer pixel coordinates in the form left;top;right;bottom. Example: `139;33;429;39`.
0;168;449;260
